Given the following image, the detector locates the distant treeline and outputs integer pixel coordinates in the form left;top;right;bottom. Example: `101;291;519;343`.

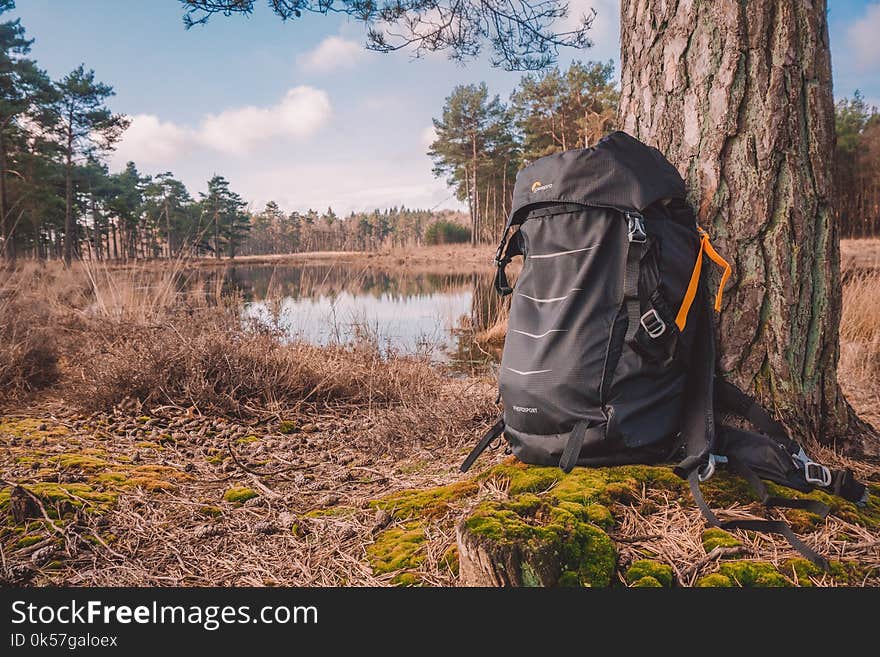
240;205;469;255
835;92;880;238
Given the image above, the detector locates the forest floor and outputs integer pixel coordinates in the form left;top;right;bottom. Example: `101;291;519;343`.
0;240;878;587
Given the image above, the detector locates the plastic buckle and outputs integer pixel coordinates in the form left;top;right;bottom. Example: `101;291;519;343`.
627;213;647;243
804;462;832;488
640;308;667;338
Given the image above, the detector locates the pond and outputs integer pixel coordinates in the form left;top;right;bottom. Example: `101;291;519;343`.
219;262;506;368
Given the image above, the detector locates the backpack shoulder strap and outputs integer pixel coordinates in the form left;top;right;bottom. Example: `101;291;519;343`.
673;284;717;478
459;416;505;473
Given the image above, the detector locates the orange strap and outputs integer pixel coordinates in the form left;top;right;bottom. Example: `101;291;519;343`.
674;227;732;331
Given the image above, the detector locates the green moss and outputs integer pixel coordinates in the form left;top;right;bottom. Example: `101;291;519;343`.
441;545;459;575
15;534;44;549
237;435;259;444
206;453;225;465
764;482;880;530
0;418;69;440
0;483;117;510
90;472;129;485
695;573;733;587
556;571;582;587
136;416;152;423
367;521;425;574
199;505;224;518
370;481;478;520
701;528;742;553
278;420;299;435
717;561;792;588
223;487;258;504
49;453;110;471
483;461;562;495
631;576;663;587
624;560;674;587
828;560;868;585
392;572;422;586
463;498;616;587
699;472;759;507
781;558;821;587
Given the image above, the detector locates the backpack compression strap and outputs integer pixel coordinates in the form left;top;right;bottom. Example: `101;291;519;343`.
687;470;829;570
716;380;869;506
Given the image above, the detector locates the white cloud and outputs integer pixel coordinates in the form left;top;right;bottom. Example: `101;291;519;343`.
199;86;331;154
237;159;456;215
112;114;190;167
420;125;437;150
849;3;880;70
298;36;364;73
111;86;331;166
563;0;620;67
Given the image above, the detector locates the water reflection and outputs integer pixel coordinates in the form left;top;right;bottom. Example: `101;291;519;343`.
219;263;507;369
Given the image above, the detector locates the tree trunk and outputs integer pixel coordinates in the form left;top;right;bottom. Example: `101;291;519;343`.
618;0;874;452
0;128;14;267
471;135;479;246
63;121;75;269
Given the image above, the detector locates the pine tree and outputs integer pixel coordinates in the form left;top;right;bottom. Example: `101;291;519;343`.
0;1;55;264
52;65;128;266
429;83;511;244
511;60;617;162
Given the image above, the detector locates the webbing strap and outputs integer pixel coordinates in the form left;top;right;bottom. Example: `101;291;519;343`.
493;230;523;297
715;379;791;444
687;471;829;570
623;213;648;345
727;457;830;517
460;417;505;473
559;422;605;473
674;289;716;478
675;227;731;330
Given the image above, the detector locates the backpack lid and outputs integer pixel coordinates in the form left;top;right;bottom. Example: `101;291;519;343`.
508;131;688;223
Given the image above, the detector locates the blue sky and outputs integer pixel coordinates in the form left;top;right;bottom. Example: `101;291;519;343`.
12;1;880;214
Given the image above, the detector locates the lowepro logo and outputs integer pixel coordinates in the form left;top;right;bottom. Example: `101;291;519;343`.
530;181;553;193
512;405;539;414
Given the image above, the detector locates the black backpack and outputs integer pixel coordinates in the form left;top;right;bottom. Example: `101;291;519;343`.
461;132;868;569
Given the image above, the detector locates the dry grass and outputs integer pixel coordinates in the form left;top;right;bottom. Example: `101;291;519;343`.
0;260;496;453
839;269;880;430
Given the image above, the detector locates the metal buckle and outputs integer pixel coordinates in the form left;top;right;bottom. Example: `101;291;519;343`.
793;447;833;487
804;462;832;487
697;454;717;482
627;213;647;243
640;308;667;338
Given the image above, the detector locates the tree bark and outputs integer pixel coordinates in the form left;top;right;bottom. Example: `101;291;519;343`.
618;0;875;452
63;120;75;267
